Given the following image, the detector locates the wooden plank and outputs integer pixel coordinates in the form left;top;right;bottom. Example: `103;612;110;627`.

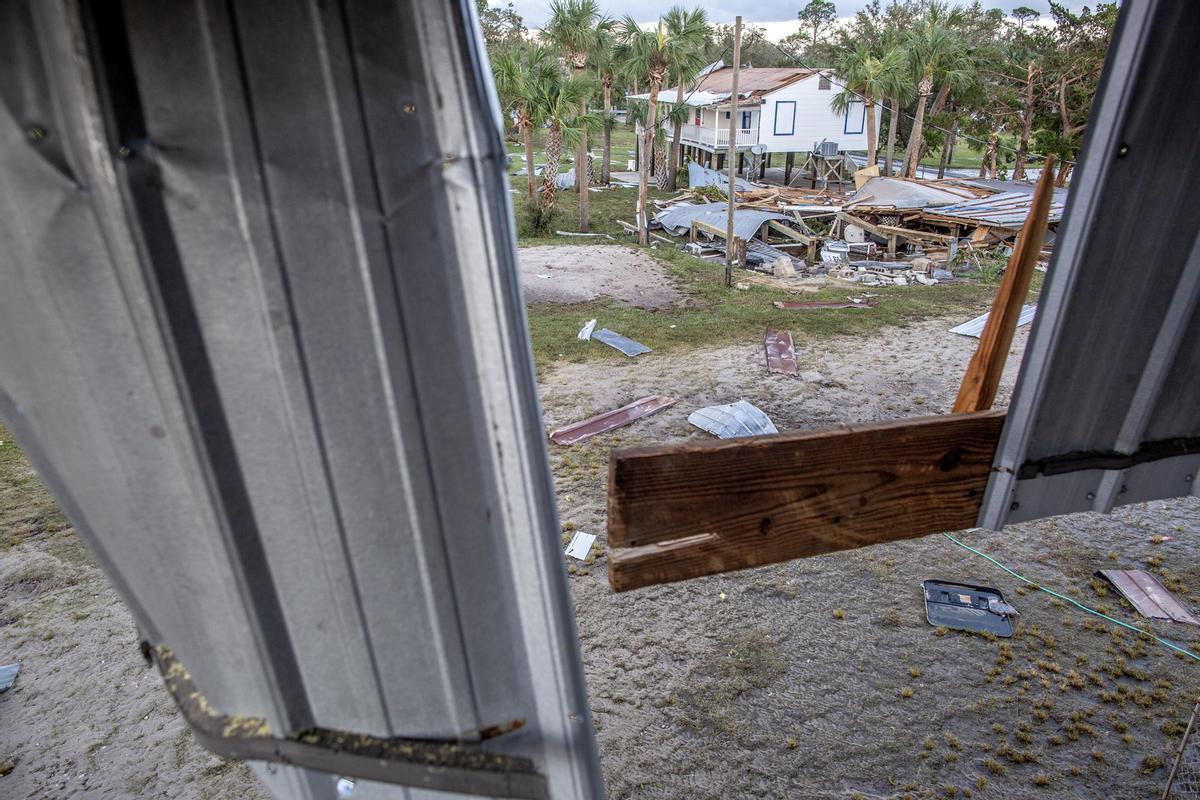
607;410;1007;592
954;157;1056;413
876;224;956;243
767;219;811;244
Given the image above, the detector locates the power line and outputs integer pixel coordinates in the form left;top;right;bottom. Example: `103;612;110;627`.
747;31;1073;170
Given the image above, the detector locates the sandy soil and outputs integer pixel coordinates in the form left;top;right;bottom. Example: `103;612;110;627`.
520;244;688;309
0;455;264;799
1;290;1197;799
540;319;1200;800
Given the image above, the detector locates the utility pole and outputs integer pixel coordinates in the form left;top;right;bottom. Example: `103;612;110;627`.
724;16;742;287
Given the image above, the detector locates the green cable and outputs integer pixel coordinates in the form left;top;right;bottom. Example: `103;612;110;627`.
941;531;1200;664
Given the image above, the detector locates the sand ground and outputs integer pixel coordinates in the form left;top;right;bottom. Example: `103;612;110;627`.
1;246;1197;799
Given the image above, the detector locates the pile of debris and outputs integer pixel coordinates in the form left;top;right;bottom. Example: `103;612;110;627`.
625;165;1065;288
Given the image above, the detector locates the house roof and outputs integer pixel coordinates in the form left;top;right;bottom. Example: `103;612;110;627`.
627;67;828;109
691;67;821;97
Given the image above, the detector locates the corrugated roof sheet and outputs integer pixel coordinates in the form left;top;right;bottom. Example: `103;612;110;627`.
654;202;792;242
950;305;1037;338
845;177;973;210
925;191;1068;228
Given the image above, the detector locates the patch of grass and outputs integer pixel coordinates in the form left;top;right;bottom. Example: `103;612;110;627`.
680;629;787;733
522;242;996;374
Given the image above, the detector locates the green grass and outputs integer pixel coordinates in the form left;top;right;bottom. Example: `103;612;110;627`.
524;244;999;374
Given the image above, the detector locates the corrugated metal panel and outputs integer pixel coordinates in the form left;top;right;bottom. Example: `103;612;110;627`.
1096;570;1200;625
950;305;1037;338
654;202;791;241
688;401;778;438
0;1;601;797
924;191;1068;228
981;0;1200;527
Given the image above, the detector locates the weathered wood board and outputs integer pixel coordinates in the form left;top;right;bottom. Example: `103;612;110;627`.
607;410;1006;592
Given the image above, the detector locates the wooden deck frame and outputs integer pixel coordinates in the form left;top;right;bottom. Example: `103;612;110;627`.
607;410;1007;592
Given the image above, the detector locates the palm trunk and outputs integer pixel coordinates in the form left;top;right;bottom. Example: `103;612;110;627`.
865;97;877;169
522;120;536;205
667;83;684;191
577;96;589;232
885;96;899;177
936;123;953;179
602;81;612;185
638;83;661;247
987;132;998;179
1014;60;1035;181
542;125;565;216
904;76;932;178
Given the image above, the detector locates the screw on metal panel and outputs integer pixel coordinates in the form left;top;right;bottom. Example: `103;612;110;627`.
1186;474;1195;483
1086;492;1096;500
1117;143;1130;158
1120;485;1128;494
117;145;132;159
402;101;416;113
1010;501;1020;511
27;125;46;142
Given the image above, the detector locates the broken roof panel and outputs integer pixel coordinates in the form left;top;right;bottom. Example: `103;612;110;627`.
951;305;1037;338
924;191;1068;229
687;161;753;192
1096;570;1200;626
688;401;778;439
845;177;974;210
654;202;792;242
550;396;675;445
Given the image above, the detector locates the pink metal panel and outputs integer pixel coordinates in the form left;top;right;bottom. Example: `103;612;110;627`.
549;396;675;446
763;327;798;376
1097;570;1200;626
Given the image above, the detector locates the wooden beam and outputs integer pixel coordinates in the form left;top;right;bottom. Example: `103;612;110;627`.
954;156;1056;413
607;410;1007;592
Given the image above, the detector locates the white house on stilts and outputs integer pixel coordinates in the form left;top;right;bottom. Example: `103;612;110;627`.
630;66;882;184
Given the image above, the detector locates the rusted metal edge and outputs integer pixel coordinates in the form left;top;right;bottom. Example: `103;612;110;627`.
550;396;675;445
763;327;798;376
153;646;548;799
1096;570;1200;626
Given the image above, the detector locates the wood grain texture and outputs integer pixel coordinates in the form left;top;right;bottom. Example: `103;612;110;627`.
953;156;1056;413
607;410;1006;592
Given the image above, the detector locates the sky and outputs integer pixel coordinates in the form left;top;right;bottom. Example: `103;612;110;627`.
505;1;1103;41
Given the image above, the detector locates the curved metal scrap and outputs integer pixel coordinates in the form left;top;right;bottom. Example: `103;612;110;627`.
687;401;778;439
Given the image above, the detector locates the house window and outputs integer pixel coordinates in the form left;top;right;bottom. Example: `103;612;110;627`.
773;101;796;136
694;108;702;125
741;111;752;130
819;75;831;90
724;111;730;119
844;99;866;135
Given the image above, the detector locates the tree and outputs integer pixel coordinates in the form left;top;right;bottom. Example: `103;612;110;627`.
714;24;790;68
491;44;556;205
663;7;710;192
535;74;596;221
543;0;609;232
797;0;838;55
617;9;709;246
1012;6;1040;30
830;44;906;170
588;39;620;185
902;2;967;177
475;0;526;52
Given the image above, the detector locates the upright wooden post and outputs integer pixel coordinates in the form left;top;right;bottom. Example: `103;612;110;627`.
724;15;743;288
784;151;794;184
954;156;1057;413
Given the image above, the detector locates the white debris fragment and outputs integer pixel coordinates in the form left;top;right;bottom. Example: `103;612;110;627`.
577;319;597;340
799;371;825;383
565;531;597;561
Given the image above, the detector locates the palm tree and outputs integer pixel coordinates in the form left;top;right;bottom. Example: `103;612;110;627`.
617;8;709;246
543;0;608;232
492;44;557;205
662;7;709;192
902;3;966;177
534;74;596;219
588;40;620;185
830;45;906;171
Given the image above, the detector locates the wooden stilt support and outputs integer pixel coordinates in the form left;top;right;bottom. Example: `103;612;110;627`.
784;151;794;184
